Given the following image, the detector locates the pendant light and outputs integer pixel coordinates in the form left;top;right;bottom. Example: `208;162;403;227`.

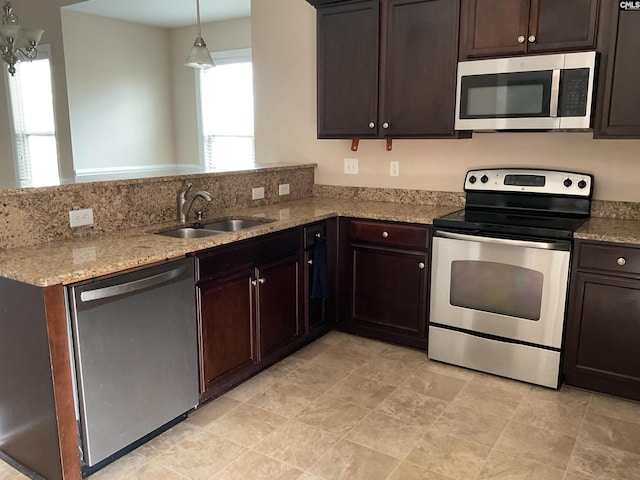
185;0;214;69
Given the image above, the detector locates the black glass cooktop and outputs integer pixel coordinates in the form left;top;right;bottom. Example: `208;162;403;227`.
434;208;588;240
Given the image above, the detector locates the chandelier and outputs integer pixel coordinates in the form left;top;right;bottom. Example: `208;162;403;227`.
184;0;214;69
0;1;43;76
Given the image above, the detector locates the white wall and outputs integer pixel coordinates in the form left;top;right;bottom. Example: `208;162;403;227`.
251;0;640;202
61;11;175;172
0;6;251;186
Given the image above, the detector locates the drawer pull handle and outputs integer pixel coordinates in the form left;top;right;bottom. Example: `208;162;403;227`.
617;257;626;266
382;231;389;238
418;262;425;270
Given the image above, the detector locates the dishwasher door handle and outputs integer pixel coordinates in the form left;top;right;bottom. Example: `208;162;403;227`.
80;264;190;303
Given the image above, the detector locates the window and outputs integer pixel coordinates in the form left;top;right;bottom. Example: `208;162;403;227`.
197;48;254;171
5;45;59;187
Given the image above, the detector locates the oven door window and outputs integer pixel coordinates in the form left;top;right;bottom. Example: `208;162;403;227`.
459;71;552;119
450;260;543;320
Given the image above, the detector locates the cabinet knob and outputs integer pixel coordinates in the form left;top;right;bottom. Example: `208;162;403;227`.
382;122;389;129
258;277;266;284
617;257;626;266
517;35;525;43
528;34;536;43
251;279;257;286
418;262;425;270
307;259;314;265
368;122;375;129
381;231;389;238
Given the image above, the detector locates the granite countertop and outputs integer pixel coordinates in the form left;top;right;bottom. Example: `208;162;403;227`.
0;198;458;287
575;217;640;245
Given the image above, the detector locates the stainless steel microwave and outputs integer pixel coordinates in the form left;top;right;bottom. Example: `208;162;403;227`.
455;51;597;131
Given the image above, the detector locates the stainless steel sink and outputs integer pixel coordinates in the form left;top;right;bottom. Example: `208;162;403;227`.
201;218;273;232
156;218;273;238
156;227;221;239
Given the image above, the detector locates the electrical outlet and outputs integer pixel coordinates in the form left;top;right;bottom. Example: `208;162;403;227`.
344;158;358;175
69;208;94;228
390;161;400;177
252;187;265;200
278;184;290;195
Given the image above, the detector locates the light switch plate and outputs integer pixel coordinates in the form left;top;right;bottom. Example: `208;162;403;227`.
252;187;265;200
69;208;94;227
344;158;358;175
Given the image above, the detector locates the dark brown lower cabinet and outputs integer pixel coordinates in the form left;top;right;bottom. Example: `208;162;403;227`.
257;256;301;358
196;229;304;401
339;219;430;349
198;269;256;394
563;240;640;401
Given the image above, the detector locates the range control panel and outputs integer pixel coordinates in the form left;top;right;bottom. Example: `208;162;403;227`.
464;168;593;197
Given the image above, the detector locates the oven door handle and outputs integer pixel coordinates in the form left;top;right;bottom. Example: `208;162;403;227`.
434;230;570;251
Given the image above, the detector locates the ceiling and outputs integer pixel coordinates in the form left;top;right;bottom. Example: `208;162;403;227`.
63;0;251;28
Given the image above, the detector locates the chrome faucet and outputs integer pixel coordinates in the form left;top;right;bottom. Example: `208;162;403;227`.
177;182;213;223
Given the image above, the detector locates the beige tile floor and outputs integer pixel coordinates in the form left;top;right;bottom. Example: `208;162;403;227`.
2;331;640;480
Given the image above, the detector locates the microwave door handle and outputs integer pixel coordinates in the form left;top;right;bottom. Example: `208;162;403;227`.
550;69;561;118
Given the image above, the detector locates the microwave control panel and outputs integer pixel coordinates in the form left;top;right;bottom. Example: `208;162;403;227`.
559;69;590;117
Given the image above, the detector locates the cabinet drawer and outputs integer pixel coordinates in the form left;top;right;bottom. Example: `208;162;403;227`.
350;220;429;250
196;229;301;283
577;242;640;276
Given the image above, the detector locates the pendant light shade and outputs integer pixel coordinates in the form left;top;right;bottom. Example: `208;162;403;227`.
185;0;214;69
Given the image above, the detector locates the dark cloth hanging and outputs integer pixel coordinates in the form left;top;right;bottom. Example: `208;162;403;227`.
311;236;329;299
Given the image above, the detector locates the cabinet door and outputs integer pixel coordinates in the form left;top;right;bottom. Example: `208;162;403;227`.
564;272;640;401
460;0;598;59
350;245;429;348
459;0;530;59
527;0;598;53
258;256;302;358
198;270;256;395
380;0;461;137
317;0;379;138
594;3;640;138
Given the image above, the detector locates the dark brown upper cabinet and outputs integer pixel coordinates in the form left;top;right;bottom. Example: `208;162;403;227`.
593;1;640;138
314;0;462;139
459;0;600;60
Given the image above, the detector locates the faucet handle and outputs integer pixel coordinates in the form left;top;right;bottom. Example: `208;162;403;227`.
180;182;193;197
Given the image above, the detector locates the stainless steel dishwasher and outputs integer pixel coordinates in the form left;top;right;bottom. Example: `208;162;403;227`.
66;257;199;473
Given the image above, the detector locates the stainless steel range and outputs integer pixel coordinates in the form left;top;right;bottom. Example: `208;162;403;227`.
429;168;593;388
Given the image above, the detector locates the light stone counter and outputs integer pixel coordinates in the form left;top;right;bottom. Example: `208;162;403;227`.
575;217;640;245
0;198;459;287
